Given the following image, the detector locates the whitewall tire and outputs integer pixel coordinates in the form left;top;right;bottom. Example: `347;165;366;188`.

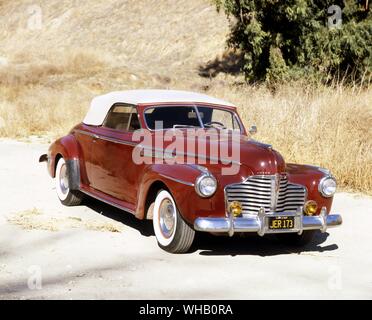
152;190;195;253
55;157;83;206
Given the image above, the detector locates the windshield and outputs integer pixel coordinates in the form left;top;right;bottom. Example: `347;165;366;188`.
144;105;241;132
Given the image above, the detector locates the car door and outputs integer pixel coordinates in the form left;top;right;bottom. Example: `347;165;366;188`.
90;104;141;204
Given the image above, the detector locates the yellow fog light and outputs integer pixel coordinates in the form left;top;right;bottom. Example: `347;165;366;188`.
229;201;243;217
304;200;318;216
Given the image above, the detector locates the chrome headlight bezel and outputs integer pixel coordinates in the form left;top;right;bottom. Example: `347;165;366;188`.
195;173;217;198
318;176;337;198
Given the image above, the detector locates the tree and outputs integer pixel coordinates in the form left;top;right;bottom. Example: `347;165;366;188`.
214;0;371;83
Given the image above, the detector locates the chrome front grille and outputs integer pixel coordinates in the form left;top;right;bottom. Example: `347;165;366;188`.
225;175;306;215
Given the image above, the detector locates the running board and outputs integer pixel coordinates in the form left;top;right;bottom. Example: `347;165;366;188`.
80;186;136;215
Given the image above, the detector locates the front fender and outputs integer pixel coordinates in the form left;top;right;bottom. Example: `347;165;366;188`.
135;164;200;221
48;134;81;178
286;163;334;214
136;163;251;223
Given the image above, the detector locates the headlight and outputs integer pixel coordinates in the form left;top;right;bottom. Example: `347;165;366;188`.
195;174;217;198
319;176;337;197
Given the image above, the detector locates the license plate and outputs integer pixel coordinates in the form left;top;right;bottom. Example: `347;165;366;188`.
268;216;295;230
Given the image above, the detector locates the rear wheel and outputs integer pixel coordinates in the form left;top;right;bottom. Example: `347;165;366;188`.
152;190;195;253
276;230;316;246
55;157;83;206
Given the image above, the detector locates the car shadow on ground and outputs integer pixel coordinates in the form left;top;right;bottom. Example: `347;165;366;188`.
193;232;338;257
84;197;154;237
84;198;338;257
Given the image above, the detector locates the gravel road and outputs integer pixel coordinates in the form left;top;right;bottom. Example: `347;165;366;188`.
0;139;371;299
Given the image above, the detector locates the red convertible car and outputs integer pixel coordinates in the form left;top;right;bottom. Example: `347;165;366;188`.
40;90;342;253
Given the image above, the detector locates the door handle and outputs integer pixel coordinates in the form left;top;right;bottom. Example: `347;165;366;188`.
92;134;99;140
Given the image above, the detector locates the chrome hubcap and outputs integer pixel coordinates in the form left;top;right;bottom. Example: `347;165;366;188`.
159;199;176;238
59;164;69;195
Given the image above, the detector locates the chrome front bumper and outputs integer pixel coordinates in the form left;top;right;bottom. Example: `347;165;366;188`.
194;207;342;237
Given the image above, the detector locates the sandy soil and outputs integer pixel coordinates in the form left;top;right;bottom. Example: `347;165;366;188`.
0;139;371;300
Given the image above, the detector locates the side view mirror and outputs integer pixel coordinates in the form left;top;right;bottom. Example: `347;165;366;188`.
249;125;257;135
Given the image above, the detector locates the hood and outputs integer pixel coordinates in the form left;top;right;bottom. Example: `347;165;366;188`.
149;130;286;175
236;137;286;175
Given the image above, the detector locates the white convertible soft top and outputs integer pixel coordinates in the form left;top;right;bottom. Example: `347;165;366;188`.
83;89;236;126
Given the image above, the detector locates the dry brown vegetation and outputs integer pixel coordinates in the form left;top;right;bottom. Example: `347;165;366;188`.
7;208;124;232
0;0;371;193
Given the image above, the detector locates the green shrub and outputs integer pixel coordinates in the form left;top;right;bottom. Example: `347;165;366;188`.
214;0;371;84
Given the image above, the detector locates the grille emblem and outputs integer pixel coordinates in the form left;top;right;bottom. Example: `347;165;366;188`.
270;174;281;211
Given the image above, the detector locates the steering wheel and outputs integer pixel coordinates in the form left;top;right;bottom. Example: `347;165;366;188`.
204;121;226;129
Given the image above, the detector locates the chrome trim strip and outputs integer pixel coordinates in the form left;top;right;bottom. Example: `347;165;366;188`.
159;174;195;187
249;139;273;149
186;164;209;173
74;129;138;147
227;189;272;196
80;189;135;214
228;185;274;192
228;192;305;198
307;165;331;176
99;135;138;147
74;129;94;137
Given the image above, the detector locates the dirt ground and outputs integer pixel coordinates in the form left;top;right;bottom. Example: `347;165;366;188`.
0;139;371;299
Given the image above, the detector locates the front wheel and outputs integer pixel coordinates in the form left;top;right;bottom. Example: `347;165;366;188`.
152;190;195;253
55;157;84;206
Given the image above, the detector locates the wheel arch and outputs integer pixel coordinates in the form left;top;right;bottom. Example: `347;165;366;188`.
54;153;63;177
135;164;199;222
49;134;81;178
143;180;170;220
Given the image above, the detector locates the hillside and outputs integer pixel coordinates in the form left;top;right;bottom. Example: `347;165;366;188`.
0;0;229;84
0;0;235;133
0;0;371;194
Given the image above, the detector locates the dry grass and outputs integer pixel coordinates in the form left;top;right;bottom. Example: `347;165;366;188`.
7;208;124;232
0;0;371;194
0;49;109;137
208;83;372;194
7;208;58;231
